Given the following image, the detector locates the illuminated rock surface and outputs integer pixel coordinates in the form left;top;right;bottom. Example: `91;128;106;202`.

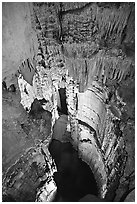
2;2;134;202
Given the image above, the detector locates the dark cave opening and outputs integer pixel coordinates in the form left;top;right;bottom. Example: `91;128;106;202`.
50;82;98;201
28;95;98;201
57;88;68;115
49;139;98;202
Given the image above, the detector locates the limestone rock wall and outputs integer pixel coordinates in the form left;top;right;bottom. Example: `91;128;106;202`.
13;2;134;199
2;2;135;202
65;78;127;197
2;89;57;202
2;2;38;87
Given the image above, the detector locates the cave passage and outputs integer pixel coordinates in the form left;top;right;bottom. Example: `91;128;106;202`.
57;88;68;115
2;2;135;202
49;139;98;202
50;84;98;201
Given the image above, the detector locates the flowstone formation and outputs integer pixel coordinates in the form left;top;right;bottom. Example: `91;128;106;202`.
2;2;135;202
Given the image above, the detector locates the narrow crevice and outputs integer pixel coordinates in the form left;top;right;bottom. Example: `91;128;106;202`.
57;88;68;115
78;119;102;149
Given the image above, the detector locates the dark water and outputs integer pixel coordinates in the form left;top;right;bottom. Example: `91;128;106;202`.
49;140;98;202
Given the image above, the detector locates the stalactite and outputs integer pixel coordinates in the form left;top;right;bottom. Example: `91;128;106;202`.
3;2;134;202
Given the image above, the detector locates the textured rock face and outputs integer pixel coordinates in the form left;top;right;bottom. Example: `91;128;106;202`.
2;89;57;202
2;2;38;87
2;2;135;202
65;78;127;197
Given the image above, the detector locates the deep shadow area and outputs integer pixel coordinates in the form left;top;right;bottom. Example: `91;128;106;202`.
58;88;68;115
49;139;98;202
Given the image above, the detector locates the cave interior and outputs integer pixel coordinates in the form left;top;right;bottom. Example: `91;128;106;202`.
2;2;135;202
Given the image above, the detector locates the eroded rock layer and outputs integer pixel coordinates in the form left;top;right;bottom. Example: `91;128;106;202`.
2;2;135;202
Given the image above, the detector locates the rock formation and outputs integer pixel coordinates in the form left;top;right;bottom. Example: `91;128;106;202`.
2;2;135;202
2;2;38;87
